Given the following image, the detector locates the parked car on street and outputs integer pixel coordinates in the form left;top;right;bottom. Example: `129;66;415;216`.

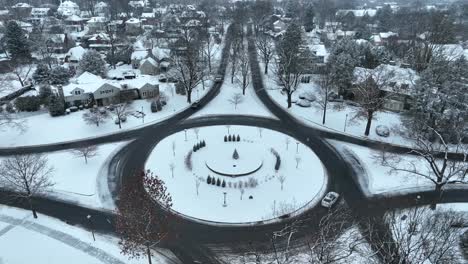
190;100;201;109
321;192;339;208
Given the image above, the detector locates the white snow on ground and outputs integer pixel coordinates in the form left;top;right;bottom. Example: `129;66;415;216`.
329;140;468;196
221;226;377;264
0;84;207;147
191;75;275;119
260;63;413;146
0;141;129;210
0;206;179;264
145;125;327;224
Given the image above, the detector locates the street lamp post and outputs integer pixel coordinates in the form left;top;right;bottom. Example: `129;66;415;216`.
141;106;145;124
223;192;227;207
296;142;299;154
184;129;187;141
86;215;96;241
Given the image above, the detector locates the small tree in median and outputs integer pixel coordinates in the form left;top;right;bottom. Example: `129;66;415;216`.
83;107;110;127
70;145;99;164
228;93;244;110
116;170;173;264
0;154;54;218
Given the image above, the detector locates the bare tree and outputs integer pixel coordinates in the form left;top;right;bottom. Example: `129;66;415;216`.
202;33;219;73
111;103;133;129
116;170;174;264
82;106;110;127
195;177;201;196
273;23;311;108
285;137;290;150
277;175;286;191
240;187;245;200
364;206;463;264
0;109;25;132
228;93;244;109
376;127;468;208
193;128;200;140
295;156;301;169
169;162;175;178
306;207;367;264
8;63;33;87
352;66;395;136
255;32;274;74
171;141;176;157
236;46;250;95
317;65;333;124
171;29;204;103
70;145;99;164
230;24;244;84
0;154;54;218
258;127;263;138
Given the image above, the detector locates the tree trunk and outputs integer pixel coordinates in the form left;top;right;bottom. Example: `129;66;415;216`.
146;245;152;264
84;156;88;164
187;90;192;103
264;61;268;74
118;119;122;129
287;92;292;108
364;111;373;136
322;102;327;124
28;197;38;219
430;183;443;210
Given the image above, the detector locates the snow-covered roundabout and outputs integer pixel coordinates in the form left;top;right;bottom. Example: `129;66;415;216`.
145;125;328;224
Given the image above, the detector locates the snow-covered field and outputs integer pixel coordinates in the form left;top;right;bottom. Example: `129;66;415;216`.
330;141;468;196
261;64;412;146
0;141;129;210
145;125;327;223
0;82;207;147
0;205;178;264
191;68;275;119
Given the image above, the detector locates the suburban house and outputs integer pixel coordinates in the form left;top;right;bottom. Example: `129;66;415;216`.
65;15;86;33
93;83;121;106
138;83;160;99
353;64;419;112
60;71;100;106
131;50;149;68
46;34;74;54
87;17;108;33
11;3;32;17
66;45;87;63
125;18;142;35
86;33;111;52
57;0;80;17
139;57;159;75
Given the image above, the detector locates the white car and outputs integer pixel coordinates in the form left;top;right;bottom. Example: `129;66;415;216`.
321;192;340;208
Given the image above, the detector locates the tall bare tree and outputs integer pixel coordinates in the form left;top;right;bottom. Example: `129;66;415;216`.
0;154;54;218
171;29;204;103
255;32;274;75
376;127;468;209
116;170;174;264
236;46;250;95
70;145;99;164
317;65;333;124
111;103;133;129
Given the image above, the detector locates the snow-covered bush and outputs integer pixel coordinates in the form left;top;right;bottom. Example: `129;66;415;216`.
299;92;316;102
15;96;41;112
375;125;390;137
296;99;311;107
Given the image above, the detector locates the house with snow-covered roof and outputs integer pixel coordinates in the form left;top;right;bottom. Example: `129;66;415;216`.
87;17;108;33
66;46;87;63
139;57;159;75
125;18;142;35
58;1;80;17
353;64;419;112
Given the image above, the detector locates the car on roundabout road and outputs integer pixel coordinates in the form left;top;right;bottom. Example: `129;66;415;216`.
321;191;340;208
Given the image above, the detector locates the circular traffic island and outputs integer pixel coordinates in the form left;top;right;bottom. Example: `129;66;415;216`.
145;125;328;224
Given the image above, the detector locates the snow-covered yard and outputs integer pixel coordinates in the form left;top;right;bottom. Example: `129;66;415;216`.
145;125;327;224
0;205;178;264
0;141;129;210
261;64;413;146
330;140;467;196
0;82;208;147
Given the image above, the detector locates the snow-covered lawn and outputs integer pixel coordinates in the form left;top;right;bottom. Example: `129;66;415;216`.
261;64;413;146
0;83;207;147
0;141;129;210
191;71;274;119
330;141;468;196
145;125;327;224
0;206;178;264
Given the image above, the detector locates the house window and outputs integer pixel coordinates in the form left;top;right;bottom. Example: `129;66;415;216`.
301;76;311;83
74;90;81;95
100;89;113;95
